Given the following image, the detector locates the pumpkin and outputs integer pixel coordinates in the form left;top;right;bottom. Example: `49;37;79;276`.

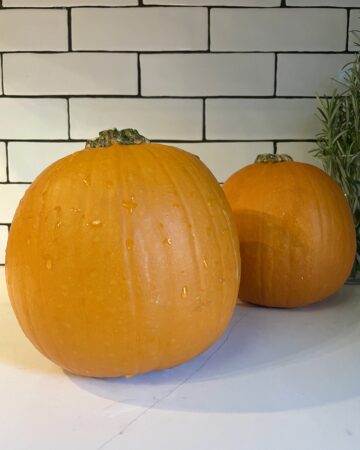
223;153;356;308
6;129;240;377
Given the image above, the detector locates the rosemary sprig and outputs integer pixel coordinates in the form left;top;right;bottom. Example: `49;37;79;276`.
313;43;360;279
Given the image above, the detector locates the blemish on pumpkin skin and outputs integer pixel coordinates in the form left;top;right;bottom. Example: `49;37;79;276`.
91;220;102;227
181;286;188;299
71;208;81;213
163;237;172;245
122;197;138;214
82;178;90;187
203;258;208;268
56;221;62;228
126;239;134;250
46;259;52;270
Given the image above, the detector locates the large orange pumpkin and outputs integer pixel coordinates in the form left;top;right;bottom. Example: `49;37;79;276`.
6;129;240;377
223;153;356;308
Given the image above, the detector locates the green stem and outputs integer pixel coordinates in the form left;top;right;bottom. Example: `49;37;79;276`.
86;128;150;148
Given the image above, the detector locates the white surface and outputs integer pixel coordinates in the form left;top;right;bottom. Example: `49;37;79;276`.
8;142;84;183
349;10;360;52
0;227;8;265
72;8;207;51
141;53;274;97
0;286;359;450
210;8;347;52
277;53;353;97
0;184;29;223
4;0;136;5
0;98;68;140
206;98;319;140
0;9;67;51
3;53;138;96
70;98;203;140
0;143;6;181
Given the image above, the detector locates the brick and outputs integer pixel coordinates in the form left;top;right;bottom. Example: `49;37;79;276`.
287;0;360;5
178;142;273;183
211;8;347;51
277;142;323;169
206;98;319;140
349;10;360;51
4;0;136;5
277;53;354;96
72;7;207;51
0;226;8;265
8;142;83;183
145;0;280;4
70;98;203;140
0;9;67;51
141;53;274;96
0;184;29;223
0;267;9;304
3;53;138;96
0;99;68;140
0;143;7;182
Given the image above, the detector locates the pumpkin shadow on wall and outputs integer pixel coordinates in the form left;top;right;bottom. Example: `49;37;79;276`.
67;286;360;413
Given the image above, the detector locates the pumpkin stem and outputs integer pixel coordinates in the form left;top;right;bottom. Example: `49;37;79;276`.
255;153;293;163
85;128;150;148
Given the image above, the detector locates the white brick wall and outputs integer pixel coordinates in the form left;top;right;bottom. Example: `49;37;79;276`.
70;98;203;140
211;8;347;51
0;143;6;181
4;1;136;5
0;184;29;223
206;98;319;140
0;267;9;304
0;98;68;139
8;142;84;182
177;142;274;183
0;2;357;268
141;53;275;96
349;10;360;51
3;53;138;95
72;7;208;51
277;54;354;96
0;226;8;265
0;9;67;51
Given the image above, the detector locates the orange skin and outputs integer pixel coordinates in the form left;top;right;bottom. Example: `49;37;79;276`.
6;143;240;377
223;159;356;308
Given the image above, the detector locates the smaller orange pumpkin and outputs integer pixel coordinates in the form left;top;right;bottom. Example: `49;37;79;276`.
223;153;356;308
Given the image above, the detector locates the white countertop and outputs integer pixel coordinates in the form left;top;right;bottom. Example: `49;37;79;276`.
0;285;359;450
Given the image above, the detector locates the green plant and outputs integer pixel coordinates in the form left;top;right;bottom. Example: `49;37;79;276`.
313;42;360;280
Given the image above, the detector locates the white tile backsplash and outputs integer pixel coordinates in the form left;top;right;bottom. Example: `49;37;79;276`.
179;142;273;183
0;4;354;230
70;98;203;140
287;0;360;5
72;7;208;51
3;53;138;95
276;141;323;169
206;99;319;140
0;9;68;51
0;267;9;304
277;54;354;96
0;226;8;265
0;144;6;182
144;0;280;4
141;53;275;96
349;10;360;52
0;184;29;223
211;8;347;51
4;0;137;5
0;99;68;140
8;142;84;183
